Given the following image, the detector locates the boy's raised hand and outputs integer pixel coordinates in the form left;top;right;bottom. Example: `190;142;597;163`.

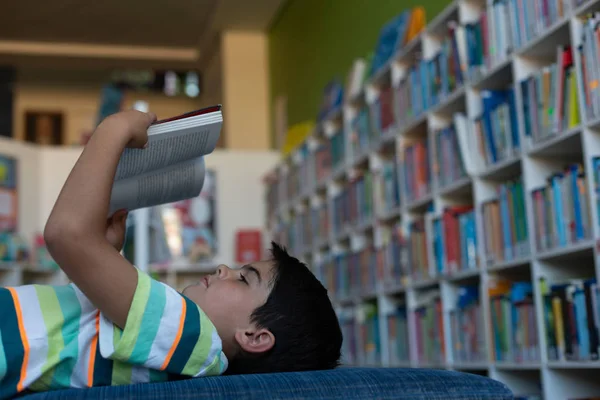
97;110;156;148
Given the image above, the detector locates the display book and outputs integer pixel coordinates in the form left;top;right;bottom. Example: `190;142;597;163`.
109;105;222;215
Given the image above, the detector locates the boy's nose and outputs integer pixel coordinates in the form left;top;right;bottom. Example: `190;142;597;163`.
216;264;230;279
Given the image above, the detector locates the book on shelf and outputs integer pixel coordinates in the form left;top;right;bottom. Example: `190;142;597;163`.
432;120;467;189
349;106;373;160
450;285;486;364
387;305;410;365
370;85;395;139
314;141;332;184
109;105;222;215
380;223;409;286
423;21;465;108
540;277;600;362
402;137;431;203
408;217;431;281
576;12;600;123
339;308;358;365
358;303;381;366
428;206;478;277
454;13;488;80
471;88;520;168
345;58;368;102
413;289;445;365
531;163;592;253
330;128;346;172
488;278;539;363
374;159;401;215
481;178;529;266
520;45;580;148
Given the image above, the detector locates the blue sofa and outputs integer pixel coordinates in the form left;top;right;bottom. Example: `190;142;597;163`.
23;367;513;399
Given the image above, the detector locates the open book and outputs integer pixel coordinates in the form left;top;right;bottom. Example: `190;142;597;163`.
109;105;222;215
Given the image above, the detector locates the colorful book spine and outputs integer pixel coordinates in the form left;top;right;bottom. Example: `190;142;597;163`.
577;12;600;123
387;306;410;365
472;88;520;167
432;207;478;276
315;141;332;184
408;218;431;281
488;0;516;65
531;164;591;253
376;159;401;214
488;279;539;363
540;277;600;362
403;138;431;203
381;224;409;286
396;56;429;125
520;46;579;147
424;22;465;109
413;291;445;365
350;107;373;160
481;178;529;266
330;128;346;171
359;303;381;366
370;85;395;140
348;172;375;227
593;157;600;232
311;202;330;246
432;122;467;189
450;285;486;364
339;308;358;365
458;12;488;78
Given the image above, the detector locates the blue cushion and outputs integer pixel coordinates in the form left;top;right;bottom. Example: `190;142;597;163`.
22;368;513;399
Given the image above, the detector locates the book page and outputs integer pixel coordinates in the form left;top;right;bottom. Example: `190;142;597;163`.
109;156;206;215
114;120;220;181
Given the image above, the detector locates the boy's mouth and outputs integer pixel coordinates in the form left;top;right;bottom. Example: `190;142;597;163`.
203;276;210;288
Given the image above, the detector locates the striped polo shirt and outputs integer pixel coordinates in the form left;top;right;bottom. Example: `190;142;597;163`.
0;269;228;399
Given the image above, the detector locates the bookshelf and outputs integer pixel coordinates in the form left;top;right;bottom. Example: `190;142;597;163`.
264;0;600;399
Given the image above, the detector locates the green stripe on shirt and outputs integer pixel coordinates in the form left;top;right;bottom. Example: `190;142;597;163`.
112;271;151;361
181;309;215;376
34;285;65;388
129;278;166;364
111;327;133;385
50;285;82;389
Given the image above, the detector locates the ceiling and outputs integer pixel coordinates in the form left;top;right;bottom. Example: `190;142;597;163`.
0;0;286;67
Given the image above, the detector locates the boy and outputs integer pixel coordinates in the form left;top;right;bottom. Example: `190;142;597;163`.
0;110;342;398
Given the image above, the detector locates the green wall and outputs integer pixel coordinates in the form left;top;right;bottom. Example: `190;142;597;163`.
269;0;452;146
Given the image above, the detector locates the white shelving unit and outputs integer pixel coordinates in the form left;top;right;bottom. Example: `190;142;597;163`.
264;0;600;399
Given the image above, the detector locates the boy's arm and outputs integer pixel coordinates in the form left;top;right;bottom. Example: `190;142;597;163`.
44;110;155;329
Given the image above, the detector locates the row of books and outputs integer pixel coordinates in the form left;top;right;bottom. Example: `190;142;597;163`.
408;206;478;280
432;121;467;189
531;163;592;253
487;0;567;67
489;279;540;363
332;279;548;368
374;159;401;215
540;277;600;362
449;285;487;364
331;172;375;238
316;247;378;300
521;46;580;149
577;12;600;123
481;178;530;267
414;290;446;365
267;3;600;221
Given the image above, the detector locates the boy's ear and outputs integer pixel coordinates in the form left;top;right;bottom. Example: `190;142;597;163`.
234;327;275;354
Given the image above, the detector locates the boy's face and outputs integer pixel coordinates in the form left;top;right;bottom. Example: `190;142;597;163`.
182;260;275;350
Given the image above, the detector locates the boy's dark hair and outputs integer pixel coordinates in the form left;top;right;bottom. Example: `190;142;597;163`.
226;242;342;374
